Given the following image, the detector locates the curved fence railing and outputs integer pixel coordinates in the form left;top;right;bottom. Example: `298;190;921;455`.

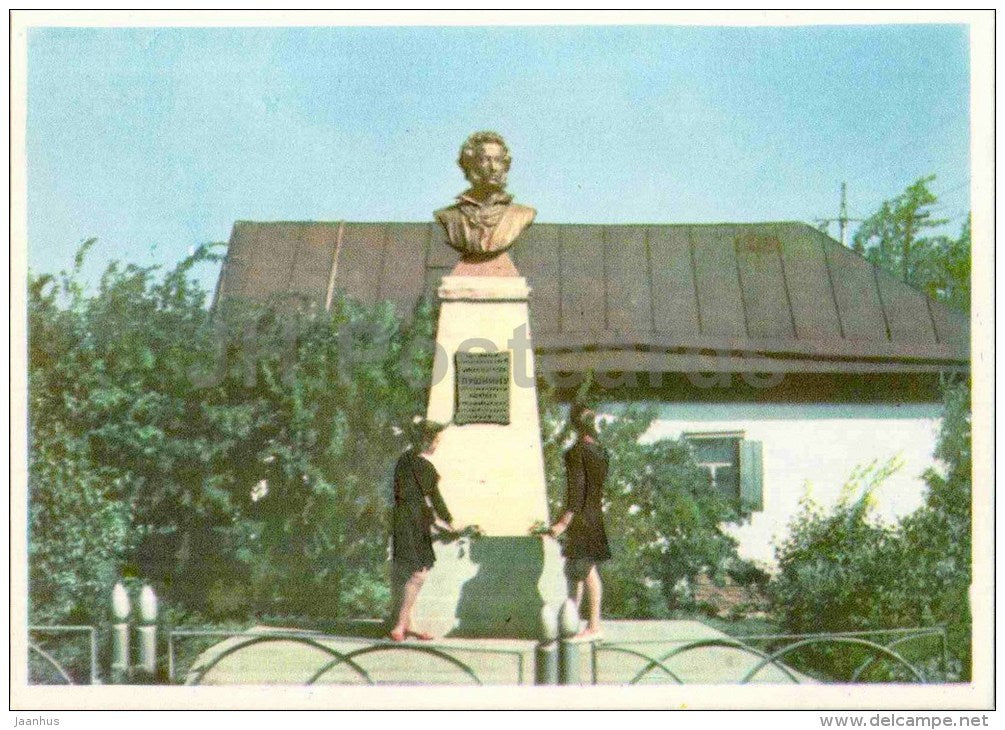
591;626;948;685
168;628;528;686
28;626;99;685
27;621;948;686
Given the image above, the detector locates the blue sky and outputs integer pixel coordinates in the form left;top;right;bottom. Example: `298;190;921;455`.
27;24;971;294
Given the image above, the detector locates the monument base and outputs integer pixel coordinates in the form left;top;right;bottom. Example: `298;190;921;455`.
412;270;565;639
424;275;550;535
409;536;568;639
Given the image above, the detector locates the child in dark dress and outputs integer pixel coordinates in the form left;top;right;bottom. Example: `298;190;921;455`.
548;406;610;639
389;420;455;642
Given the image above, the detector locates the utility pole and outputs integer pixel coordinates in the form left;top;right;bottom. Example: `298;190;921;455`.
814;182;862;246
837;182;850;246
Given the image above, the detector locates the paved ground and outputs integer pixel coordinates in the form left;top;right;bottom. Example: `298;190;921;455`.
183;620;810;686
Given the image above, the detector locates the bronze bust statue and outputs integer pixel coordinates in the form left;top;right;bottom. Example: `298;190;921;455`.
435;131;536;258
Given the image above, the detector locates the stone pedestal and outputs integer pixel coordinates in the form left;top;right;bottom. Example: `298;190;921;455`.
424;275;549;534
412;273;567;638
412;536;567;638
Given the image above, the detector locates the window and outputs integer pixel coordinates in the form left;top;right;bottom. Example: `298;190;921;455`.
684;431;764;513
685;431;742;501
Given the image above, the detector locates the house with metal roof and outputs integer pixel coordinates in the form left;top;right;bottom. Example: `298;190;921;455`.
213;220;970;565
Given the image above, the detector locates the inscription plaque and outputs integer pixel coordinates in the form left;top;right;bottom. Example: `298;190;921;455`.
455;351;511;425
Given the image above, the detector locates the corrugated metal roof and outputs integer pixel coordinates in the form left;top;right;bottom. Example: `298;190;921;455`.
213;220;969;375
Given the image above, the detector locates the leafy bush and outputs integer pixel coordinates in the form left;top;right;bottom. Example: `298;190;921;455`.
28;241;434;626
28;243;138;626
769;459;903;635
894;380;972;677
767;380;971;680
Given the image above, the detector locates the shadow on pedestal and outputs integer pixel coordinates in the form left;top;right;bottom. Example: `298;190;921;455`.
441;536;566;639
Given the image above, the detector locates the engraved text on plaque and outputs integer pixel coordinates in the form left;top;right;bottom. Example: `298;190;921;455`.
455;351;511;425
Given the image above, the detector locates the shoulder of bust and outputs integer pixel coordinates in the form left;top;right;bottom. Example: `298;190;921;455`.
508;203;537;222
434;205;462;223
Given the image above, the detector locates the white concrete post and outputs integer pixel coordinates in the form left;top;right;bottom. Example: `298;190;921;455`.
110;582;131;683
137;585;158;679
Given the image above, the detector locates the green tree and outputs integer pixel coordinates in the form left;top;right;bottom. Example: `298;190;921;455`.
852;175;944;286
929;215;971;313
852;176;970;311
28;241;435;625
28;241;141;625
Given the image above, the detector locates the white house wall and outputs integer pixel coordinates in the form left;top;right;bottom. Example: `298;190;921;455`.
635;401;943;568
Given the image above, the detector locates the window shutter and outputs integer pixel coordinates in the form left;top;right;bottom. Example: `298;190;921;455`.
739;440;764;512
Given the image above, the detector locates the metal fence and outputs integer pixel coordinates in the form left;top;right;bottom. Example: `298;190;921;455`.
590;626;948;685
167;628;531;686
27;583;949;687
28;626;99;685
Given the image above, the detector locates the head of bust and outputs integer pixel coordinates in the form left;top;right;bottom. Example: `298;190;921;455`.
457;131;512;193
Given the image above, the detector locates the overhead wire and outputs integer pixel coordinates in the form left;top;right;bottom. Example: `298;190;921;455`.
771;111;968;228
